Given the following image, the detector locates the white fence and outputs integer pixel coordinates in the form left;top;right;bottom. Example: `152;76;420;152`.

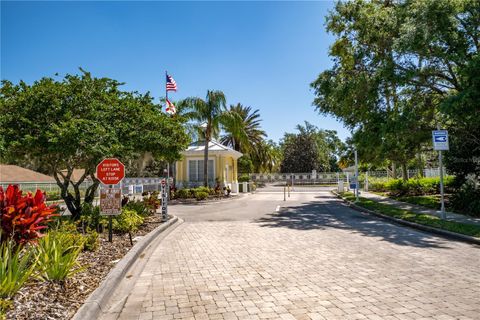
0;181;93;194
0;177;163;196
250;168;445;184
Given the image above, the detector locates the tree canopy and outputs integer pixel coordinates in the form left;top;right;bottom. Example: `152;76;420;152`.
280;122;344;173
0;70;189;219
311;0;479;181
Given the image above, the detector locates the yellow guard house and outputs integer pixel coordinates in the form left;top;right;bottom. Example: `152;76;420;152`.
175;140;243;193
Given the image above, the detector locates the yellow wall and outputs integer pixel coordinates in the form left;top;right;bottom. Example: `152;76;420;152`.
176;154;238;185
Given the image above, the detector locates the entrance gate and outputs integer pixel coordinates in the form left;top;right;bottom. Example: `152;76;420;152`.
250;172;352;193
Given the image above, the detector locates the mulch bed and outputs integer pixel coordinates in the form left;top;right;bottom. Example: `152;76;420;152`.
6;214;164;320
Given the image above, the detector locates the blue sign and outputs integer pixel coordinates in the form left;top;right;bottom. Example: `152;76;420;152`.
432;130;449;151
350;183;357;190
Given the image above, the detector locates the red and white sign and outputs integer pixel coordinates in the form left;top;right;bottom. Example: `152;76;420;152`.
96;158;125;185
161;178;166;186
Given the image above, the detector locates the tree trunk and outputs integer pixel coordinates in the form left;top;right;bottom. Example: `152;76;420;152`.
417;152;424;177
53;169;82;220
392;162;397;179
401;162;408;181
53;168;100;221
84;174;100;204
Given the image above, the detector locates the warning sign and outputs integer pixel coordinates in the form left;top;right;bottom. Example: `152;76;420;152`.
100;189;122;215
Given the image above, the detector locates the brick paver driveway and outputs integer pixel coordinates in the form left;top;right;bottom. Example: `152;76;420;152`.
106;191;480;320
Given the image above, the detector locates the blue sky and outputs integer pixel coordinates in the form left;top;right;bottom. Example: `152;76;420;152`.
1;1;350;143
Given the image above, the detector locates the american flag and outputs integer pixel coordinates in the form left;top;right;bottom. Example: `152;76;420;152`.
166;98;176;115
166;74;177;92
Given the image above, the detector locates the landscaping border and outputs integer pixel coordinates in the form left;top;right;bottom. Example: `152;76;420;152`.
72;216;182;320
332;190;480;246
170;193;249;205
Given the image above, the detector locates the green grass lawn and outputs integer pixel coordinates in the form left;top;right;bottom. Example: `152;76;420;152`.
395;195;440;210
340;192;480;238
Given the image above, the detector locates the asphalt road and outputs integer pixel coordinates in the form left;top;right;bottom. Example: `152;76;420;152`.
103;189;480;320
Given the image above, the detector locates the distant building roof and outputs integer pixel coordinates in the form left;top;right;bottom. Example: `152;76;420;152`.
60;169;91;183
183;140;243;159
0;164;55;183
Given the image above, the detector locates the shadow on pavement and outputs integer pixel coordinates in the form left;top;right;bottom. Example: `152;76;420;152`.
254;194;450;249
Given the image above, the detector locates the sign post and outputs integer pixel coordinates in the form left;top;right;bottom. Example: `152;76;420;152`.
354;149;359;202
160;178;168;222
100;188;122;242
97;158;125;242
432;130;449;219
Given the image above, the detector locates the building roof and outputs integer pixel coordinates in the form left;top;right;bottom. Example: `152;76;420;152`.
183;140;243;159
0;164;56;183
60;169;92;183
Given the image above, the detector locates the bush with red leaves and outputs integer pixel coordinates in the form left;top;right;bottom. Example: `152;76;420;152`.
0;184;59;244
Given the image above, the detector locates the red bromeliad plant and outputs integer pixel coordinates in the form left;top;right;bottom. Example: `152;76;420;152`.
0;184;59;244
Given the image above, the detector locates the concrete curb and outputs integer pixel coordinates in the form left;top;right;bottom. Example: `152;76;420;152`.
331;190;480;246
72;216;181;320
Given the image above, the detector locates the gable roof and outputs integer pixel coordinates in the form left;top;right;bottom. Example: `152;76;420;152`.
183;140;243;159
0;164;55;183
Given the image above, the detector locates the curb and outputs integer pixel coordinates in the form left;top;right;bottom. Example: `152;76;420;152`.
331;190;480;246
72;216;182;320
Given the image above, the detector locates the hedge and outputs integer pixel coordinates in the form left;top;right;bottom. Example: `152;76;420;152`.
368;177;455;196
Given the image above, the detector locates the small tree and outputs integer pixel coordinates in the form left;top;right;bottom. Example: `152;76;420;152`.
0;70;189;220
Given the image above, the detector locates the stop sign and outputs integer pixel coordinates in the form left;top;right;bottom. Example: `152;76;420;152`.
96;158;125;185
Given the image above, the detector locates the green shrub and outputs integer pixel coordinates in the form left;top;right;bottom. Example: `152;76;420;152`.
50;221;99;252
49;230;85;251
45;191;61;201
451;180;480;217
83;230;99;251
125;199;149;216
238;174;250;182
80;203;105;232
195;191;209;201
369;177;456;196
34;233;84;282
0;298;13;318
0;240;35;299
195;186;211;194
112;209;144;234
176;188;192;199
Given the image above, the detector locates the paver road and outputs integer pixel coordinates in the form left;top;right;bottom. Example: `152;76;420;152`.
105;190;480;320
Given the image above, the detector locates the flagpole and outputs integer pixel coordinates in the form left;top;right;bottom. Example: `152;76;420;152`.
165;70;168;103
165;71;170;184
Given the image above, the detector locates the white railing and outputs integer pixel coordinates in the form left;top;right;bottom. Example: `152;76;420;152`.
0;177;163;196
250;168;445;183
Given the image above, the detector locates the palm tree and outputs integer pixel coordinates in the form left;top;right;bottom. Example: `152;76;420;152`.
182;90;242;186
251;139;282;173
220;104;266;154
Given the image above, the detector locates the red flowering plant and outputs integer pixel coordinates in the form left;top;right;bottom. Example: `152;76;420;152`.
0;184;59;245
